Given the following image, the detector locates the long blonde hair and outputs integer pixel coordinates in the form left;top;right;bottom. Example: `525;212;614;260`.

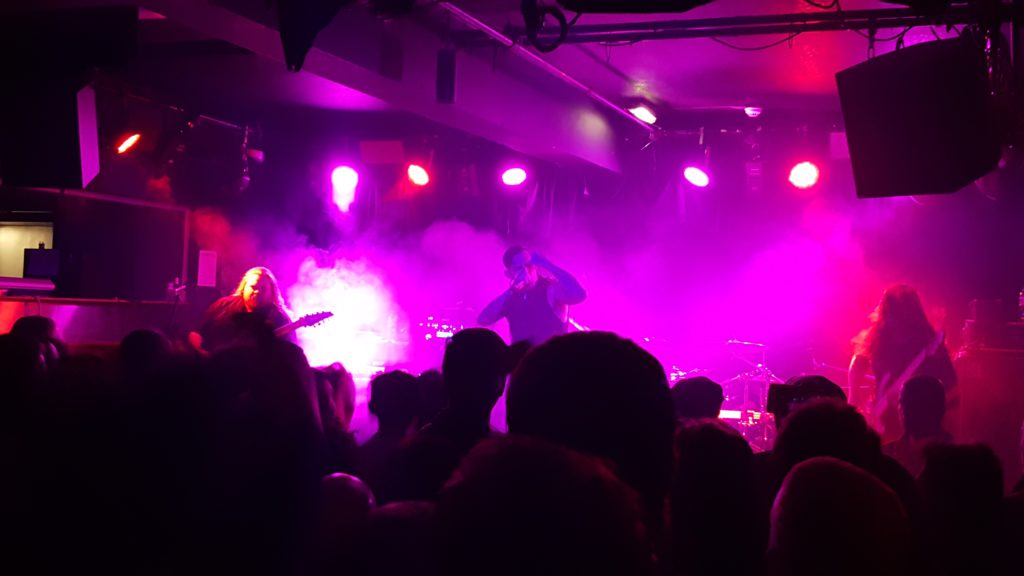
233;266;286;310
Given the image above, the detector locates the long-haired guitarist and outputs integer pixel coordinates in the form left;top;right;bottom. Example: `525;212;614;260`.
849;284;958;442
188;266;294;353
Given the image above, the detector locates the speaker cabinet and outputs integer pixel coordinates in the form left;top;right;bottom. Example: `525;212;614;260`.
836;37;1001;198
956;347;1024;490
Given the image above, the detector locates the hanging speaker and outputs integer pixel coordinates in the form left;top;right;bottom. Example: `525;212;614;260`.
836;36;1001;198
0;7;136;189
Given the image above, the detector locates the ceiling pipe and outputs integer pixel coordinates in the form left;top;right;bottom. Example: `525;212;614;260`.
500;3;1019;43
436;2;655;133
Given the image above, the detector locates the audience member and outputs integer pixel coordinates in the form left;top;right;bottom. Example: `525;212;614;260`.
199;341;326;575
378;328;510;502
317;473;376;575
772;399;922;526
314;363;359;472
670;376;724;420
767;374;847;429
415;369;447;423
316;362;357;431
116;328;172;384
884;375;951;476
10;314;66;370
671;419;762;576
354;501;438;576
768;457;912;576
507;331;675;534
435;436;655;576
918;443;1004;576
358;370;422;491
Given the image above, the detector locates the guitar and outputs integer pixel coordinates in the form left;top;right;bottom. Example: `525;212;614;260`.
274;311;334;338
872;329;945;439
188;311;333;355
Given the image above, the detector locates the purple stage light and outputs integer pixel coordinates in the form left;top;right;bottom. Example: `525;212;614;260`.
501;167;528;186
683;166;710;188
407;164;430;186
628;105;657;125
788;161;820;189
331;166;358;212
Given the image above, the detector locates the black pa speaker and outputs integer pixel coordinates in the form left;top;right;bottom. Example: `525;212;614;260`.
836;36;1001;198
0;7;137;189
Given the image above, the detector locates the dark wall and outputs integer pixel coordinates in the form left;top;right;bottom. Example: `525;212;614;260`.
1;188;185;301
55;196;185;300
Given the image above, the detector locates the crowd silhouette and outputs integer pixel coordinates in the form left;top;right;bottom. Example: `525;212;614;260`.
1;315;1021;575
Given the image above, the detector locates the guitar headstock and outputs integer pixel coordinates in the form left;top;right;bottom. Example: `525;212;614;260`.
297;311;333;328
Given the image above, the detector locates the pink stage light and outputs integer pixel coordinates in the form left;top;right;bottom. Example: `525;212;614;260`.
683;166;710;188
788;161;820;189
407;164;430;186
331;166;359;212
116;133;141;154
501;167;528;186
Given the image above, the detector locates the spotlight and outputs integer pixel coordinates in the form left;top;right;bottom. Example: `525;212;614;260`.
683;166;710;188
331;165;358;212
116;133;141;154
407;163;430;186
627;105;657;125
788;161;820;189
743;106;763;118
501;167;528;186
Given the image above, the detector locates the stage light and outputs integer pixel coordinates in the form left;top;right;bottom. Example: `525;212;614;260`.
407;164;430;186
627;104;657;125
331;165;358;190
683;166;710;188
743;106;763;118
116;133;141;154
501;167;528;186
331;165;358;212
788;161;820;189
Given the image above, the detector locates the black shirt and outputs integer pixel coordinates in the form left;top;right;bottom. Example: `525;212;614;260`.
500;278;566;346
198;295;293;352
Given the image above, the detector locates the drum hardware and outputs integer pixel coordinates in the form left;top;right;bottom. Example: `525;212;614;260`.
669;366;710;382
721;338;783;451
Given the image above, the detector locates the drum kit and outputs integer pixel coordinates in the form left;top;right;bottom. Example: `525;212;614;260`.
675;338;786;452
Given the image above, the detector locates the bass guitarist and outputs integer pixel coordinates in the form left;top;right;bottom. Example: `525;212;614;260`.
849;284;958;442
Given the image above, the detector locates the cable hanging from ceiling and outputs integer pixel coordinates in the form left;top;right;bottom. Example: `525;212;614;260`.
710;32;802;51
